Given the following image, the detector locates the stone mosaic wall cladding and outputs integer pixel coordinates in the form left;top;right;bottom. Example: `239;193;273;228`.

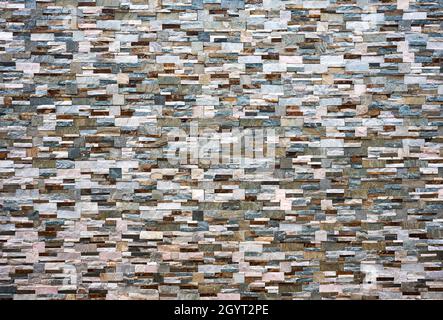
0;0;442;300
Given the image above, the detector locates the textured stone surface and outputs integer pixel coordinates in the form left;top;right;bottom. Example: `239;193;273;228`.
0;0;442;300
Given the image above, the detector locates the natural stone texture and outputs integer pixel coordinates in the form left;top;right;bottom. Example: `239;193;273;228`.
0;0;442;301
